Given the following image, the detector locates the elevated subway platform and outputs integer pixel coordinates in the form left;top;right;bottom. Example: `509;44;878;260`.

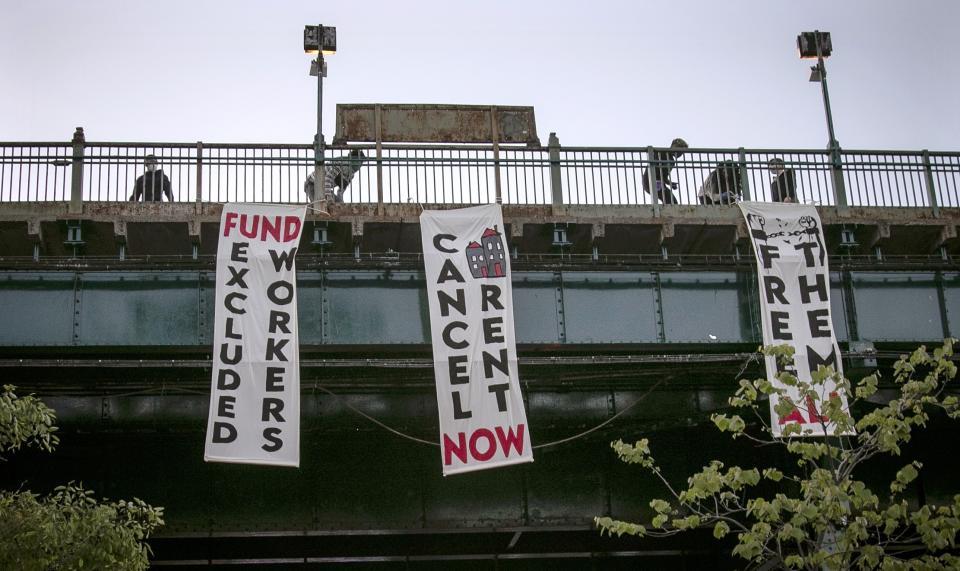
1;201;959;260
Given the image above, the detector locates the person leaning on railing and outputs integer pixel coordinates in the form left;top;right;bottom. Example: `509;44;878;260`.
303;149;367;203
698;160;742;205
128;154;173;202
768;158;797;203
642;138;688;205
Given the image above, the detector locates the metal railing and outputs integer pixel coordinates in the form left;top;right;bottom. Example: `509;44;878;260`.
2;132;959;212
0;143;74;202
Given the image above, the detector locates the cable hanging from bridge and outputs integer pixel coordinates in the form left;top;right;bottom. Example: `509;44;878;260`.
311;376;671;450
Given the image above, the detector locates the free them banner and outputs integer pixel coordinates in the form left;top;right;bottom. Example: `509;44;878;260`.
420;204;534;475
739;202;852;437
204;203;306;467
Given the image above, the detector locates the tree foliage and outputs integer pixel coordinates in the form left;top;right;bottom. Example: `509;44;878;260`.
596;341;960;570
0;383;59;456
0;385;164;570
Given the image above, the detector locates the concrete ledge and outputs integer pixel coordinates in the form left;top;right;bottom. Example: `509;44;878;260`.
2;202;959;258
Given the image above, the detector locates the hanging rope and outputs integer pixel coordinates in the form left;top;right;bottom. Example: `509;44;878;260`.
532;377;667;450
313;384;438;446
314;378;669;451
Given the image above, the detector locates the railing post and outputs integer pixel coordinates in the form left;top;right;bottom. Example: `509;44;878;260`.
194;141;203;205
647;146;660;217
548;132;563;207
738;147;752;201
830;143;847;207
490;106;502;204
69;127;85;213
375;104;384;211
923;150;940;217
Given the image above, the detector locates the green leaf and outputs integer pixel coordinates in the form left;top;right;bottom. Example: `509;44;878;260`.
891;461;921;494
595;517;646;538
762;468;783;482
784;555;804;568
649;499;671;514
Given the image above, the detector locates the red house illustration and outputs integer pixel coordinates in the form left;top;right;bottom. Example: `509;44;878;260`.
466;226;506;279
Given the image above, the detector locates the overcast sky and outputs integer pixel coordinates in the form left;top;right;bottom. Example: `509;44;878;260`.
2;0;958;151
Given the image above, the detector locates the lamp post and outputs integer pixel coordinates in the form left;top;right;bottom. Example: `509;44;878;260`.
304;25;337;203
798;30;846;205
798;31;838;150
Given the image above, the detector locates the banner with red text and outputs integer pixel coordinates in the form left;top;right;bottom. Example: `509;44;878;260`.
739;202;852;437
420;204;534;475
204;203;306;467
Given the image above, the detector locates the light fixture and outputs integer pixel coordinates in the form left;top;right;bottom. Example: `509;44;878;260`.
65;220;83;245
552;223;571;247
797;31;831;59
64;220;84;258
304;25;337;55
808;65;822;83
839;226;858;248
312;222;331;246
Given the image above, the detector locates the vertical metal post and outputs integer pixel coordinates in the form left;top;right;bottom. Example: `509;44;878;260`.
548;132;563;207
652;271;666;342
841;270;859;342
816;63;839;152
647;146;660;217
935;271;951;337
375;104;384;210
923;150;940;217
490;107;502;204
72;271;82;345
314;30;325;205
194;141;203;204
814;32;847;207
69;127;85;214
738;147;752;201
553;271;566;343
829;147;847;207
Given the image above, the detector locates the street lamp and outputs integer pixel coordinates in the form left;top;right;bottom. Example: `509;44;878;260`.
797;31;838;151
798;30;847;205
304;25;337;203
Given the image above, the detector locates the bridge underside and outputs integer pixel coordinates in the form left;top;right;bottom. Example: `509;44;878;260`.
3;351;958;568
2;205;960;568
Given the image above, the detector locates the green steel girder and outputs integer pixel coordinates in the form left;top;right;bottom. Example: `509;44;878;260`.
2;269;960;348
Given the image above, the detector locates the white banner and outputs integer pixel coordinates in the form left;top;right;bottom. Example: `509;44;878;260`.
204;203;306;467
420;205;534;475
739;202;852;437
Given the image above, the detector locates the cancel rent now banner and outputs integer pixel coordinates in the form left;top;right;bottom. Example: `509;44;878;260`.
739;202;852;437
420;204;534;476
204;203;306;467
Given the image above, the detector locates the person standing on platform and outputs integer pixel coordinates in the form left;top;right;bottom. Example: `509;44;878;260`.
129;155;173;202
768;158;797;203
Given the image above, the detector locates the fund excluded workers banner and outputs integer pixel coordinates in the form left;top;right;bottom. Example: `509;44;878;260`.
739;202;852;437
205;203;306;467
420;205;534;475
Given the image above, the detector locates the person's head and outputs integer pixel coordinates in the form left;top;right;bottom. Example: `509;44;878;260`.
767;158;785;175
670;137;688;157
144;154;159;173
348;149;367;170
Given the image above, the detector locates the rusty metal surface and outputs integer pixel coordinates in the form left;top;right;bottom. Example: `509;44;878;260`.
334;104;539;145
